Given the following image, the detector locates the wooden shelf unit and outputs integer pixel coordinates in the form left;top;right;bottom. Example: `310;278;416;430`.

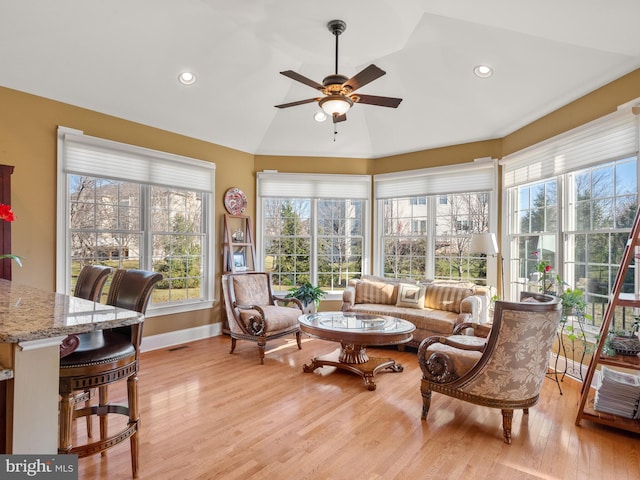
222;214;256;274
575;205;640;433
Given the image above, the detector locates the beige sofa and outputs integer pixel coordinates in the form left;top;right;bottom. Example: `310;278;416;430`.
341;277;489;348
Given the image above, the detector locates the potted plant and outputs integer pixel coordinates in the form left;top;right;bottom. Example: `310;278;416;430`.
559;287;586;317
286;282;326;313
607;317;640;356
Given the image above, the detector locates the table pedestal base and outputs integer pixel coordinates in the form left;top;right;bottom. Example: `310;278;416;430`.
303;344;404;391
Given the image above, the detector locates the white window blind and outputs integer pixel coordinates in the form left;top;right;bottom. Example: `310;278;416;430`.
374;160;496;199
501;109;638;188
59;127;215;192
257;172;371;199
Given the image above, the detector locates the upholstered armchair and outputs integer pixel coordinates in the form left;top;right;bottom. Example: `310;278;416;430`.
418;293;562;444
222;272;303;364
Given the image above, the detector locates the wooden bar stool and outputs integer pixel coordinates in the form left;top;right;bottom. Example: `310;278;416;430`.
58;269;162;478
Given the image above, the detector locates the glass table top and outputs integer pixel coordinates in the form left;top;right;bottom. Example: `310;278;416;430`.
299;312;415;334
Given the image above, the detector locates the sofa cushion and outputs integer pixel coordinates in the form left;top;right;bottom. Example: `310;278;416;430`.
348;304;459;335
396;283;426;309
354;280;397;305
425;284;475;313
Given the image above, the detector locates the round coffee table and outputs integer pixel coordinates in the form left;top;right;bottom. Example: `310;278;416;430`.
298;312;415;390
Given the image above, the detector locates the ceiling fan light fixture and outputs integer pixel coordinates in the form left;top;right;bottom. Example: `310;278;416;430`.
473;65;493;78
314;111;327;122
178;71;197;85
319;95;353;116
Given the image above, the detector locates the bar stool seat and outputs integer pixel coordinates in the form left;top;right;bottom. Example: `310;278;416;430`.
58;269;162;478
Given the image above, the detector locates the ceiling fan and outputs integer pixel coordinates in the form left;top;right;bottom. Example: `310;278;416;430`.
275;19;403;124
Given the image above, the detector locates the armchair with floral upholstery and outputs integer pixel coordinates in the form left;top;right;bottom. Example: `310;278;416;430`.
222;272;303;364
418;292;562;443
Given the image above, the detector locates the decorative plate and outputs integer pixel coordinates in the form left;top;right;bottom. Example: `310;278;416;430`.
224;187;247;215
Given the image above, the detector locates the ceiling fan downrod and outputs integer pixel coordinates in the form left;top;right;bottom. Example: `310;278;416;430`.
328;20;346;75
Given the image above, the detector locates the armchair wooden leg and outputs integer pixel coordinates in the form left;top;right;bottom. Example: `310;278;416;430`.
420;386;432;420
258;341;266;365
295;331;302;350
523;408;529;414
230;337;237;354
501;409;514;444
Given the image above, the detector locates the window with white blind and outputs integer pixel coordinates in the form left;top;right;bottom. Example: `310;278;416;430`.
257;172;370;295
374;160;498;285
56;127;215;313
502;105;639;332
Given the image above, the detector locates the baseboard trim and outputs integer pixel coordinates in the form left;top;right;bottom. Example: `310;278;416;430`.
141;323;223;352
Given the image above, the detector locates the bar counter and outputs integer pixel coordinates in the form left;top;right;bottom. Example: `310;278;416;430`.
0;279;144;454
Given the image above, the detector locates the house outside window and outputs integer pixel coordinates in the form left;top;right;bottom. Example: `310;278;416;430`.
57;127;215;313
257;173;370;296
375;161;498;285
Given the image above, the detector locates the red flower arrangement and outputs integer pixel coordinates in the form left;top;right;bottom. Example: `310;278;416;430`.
0;203;21;266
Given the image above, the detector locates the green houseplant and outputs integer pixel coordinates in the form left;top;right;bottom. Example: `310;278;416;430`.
286;282;326;313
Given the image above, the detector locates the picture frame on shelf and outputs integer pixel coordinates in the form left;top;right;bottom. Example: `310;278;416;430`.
234;252;247;271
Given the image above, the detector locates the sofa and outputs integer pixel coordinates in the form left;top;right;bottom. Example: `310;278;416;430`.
341;276;489;348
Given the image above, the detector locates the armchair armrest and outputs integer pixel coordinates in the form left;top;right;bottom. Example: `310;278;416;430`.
234;303;268;335
453;321;491;338
341;285;355;311
418;334;486;384
275;296;304;311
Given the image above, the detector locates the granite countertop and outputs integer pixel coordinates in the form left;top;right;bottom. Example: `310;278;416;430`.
0;279;143;343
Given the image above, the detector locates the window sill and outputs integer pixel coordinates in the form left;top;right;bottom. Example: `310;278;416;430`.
145;300;214;317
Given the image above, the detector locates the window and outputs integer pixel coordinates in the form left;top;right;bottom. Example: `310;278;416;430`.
257;173;370;295
57;127;215;313
503;106;638;331
375;161;498;284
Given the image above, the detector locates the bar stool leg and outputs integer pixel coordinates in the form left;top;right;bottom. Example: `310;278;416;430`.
128;373;139;478
58;391;74;453
99;385;109;457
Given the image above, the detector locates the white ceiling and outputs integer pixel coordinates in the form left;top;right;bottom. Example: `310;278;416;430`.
2;0;640;159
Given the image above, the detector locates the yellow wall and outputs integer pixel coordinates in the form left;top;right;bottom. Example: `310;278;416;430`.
1;68;640;337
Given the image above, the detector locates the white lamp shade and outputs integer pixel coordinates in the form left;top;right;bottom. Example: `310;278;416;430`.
319;95;352;116
470;232;499;255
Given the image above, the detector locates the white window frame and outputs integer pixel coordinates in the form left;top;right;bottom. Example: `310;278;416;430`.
373;159;499;285
56;126;216;315
256;172;371;300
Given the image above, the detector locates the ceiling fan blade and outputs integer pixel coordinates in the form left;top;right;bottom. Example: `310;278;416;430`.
280;70;325;91
343;64;386;92
333;113;347;123
274;98;319;109
352;94;403;108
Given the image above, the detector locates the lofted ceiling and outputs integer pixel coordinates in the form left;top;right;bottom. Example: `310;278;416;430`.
1;1;640;159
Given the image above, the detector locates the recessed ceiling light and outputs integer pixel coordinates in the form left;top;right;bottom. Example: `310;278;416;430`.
314;111;327;122
178;72;197;85
473;65;493;78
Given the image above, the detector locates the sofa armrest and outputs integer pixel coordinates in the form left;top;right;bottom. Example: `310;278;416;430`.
460;296;481;323
341;285;356;311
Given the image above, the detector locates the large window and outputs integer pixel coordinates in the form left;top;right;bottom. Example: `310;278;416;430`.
375;161;498;285
503;107;639;331
57;127;215;312
258;173;370;295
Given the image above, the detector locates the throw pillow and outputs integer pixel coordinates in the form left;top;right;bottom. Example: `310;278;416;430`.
396;283;426;309
355;280;398;305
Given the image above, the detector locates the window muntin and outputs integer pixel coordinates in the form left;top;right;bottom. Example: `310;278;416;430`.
69;176;206;306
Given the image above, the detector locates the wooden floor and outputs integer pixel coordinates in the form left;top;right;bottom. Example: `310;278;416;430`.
77;335;640;479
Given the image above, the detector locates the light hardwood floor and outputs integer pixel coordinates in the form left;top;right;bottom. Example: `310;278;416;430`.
77;335;640;479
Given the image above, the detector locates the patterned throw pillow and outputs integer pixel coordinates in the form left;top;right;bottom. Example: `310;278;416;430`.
396;283;426;309
355;280;397;305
